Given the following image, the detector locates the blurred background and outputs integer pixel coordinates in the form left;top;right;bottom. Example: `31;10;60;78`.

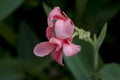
0;0;120;80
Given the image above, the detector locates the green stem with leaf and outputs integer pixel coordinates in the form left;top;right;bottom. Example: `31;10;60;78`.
74;23;107;80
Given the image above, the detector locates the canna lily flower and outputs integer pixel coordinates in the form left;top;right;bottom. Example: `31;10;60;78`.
33;6;81;66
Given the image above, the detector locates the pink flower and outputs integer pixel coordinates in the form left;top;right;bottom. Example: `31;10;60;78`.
33;6;81;66
46;7;74;40
34;38;80;66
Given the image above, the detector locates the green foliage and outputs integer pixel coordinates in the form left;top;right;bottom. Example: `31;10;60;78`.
0;0;24;21
64;23;107;80
17;21;39;60
0;59;24;80
75;0;120;31
42;2;52;16
64;39;94;80
99;63;120;80
0;22;17;47
97;23;107;50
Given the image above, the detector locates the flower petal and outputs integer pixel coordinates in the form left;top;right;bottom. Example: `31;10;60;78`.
50;49;64;66
55;19;74;39
46;26;54;40
49;38;62;51
63;41;81;57
34;42;55;57
48;6;66;26
64;19;74;36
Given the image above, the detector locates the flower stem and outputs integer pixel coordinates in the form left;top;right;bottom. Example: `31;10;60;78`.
74;26;100;80
94;47;99;80
91;38;99;80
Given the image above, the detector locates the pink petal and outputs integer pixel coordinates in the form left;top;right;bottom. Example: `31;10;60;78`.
50;49;64;66
63;41;81;57
48;6;66;26
64;19;74;36
49;38;62;51
33;42;55;57
55;19;74;39
46;26;54;40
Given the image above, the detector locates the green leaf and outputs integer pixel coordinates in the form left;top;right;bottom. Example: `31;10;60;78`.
17;21;39;60
99;63;120;80
0;0;24;21
97;23;107;50
85;1;120;28
94;8;119;27
0;59;24;80
0;22;17;47
64;37;94;80
42;2;52;16
17;21;53;79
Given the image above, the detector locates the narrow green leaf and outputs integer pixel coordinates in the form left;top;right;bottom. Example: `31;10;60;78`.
42;2;52;16
64;37;94;80
0;0;24;21
0;22;17;47
97;23;107;49
86;1;120;28
17;21;53;80
17;21;39;60
99;63;120;80
93;9;118;28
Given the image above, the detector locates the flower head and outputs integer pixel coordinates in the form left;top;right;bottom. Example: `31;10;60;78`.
33;6;81;66
46;7;74;40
